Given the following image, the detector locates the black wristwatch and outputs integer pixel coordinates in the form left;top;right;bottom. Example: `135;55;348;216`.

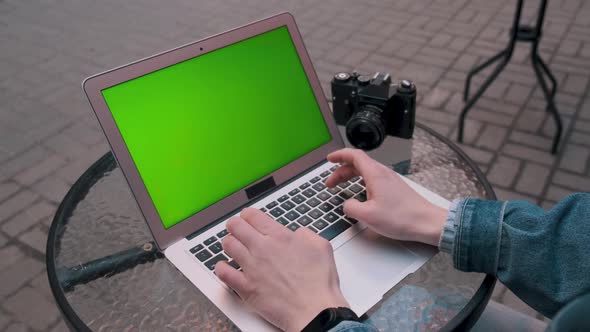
301;307;360;332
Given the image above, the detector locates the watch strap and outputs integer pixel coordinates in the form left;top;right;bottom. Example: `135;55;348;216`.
301;307;360;332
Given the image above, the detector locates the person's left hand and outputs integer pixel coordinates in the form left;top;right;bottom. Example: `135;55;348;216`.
215;208;350;332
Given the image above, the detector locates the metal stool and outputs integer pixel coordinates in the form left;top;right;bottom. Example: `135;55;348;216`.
458;0;562;154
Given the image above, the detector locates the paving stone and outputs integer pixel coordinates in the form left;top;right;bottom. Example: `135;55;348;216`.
562;74;589;95
509;130;554;150
421;87;452;109
541;200;556;211
476;124;508;150
493;188;536;203
2;201;55;236
504;83;533;105
30;269;53;301
499;289;540;318
4;323;28;332
0;312;9;330
515;111;546;133
0;245;25;271
50;319;68;332
0;257;43;297
32;176;70;204
0;233;7;247
487;156;521;187
18;227;47;254
515;163;551;196
545;185;576;202
0;190;38;223
503;144;556;166
569;131;590;146
0;146;52;182
0;182;20;203
558;144;590;174
3;287;60;331
456;144;495;164
553;171;590;192
13;155;66;186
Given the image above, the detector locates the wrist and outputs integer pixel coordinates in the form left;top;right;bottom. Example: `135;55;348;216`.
412;204;448;246
286;294;350;332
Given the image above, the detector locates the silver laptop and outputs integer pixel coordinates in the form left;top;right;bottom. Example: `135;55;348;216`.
83;13;448;331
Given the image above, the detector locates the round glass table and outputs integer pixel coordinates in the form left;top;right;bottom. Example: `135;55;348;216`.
47;123;496;332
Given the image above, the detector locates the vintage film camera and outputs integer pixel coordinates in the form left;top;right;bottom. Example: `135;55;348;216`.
331;71;416;172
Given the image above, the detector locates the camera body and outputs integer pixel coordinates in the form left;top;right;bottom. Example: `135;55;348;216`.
331;72;416;151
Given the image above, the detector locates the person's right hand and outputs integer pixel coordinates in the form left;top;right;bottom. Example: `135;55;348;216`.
325;148;447;246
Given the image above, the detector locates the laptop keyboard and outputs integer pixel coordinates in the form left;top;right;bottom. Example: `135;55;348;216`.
188;165;366;272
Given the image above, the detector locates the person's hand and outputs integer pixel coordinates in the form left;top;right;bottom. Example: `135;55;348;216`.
215;208;349;332
326;148;447;246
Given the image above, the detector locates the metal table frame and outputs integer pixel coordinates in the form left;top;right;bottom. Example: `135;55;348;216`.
47;123;497;332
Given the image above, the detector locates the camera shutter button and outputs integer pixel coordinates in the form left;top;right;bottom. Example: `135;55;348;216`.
357;75;371;85
401;80;413;89
334;72;351;81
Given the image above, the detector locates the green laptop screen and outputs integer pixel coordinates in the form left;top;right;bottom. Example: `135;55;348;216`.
101;26;331;229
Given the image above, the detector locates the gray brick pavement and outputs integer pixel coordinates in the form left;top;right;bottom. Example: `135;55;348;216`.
1;0;590;330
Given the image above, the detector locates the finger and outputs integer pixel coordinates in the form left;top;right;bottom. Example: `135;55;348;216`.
343;199;373;222
327;148;376;177
240;207;285;236
226;216;263;249
325;164;358;188
215;261;250;297
222;235;251;267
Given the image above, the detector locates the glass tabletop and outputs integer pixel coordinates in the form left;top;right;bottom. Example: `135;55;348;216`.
47;124;495;331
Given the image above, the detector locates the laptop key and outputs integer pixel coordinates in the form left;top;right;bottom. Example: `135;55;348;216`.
327;187;341;195
308;226;318;233
317;191;331;201
216;229;229;238
196;249;213;262
329;196;344;206
302;188;316;198
319;219;351;241
338;181;351;189
285;210;300;221
266;201;278;209
295;204;311;214
312;182;326;192
228;260;240;270
308;209;323;219
330;165;338;171
269;207;285;217
280;201;295;211
323;212;338;223
351;176;361;182
306;197;321;207
276;217;289;226
204;236;217;246
346;216;358;224
297;215;313;226
299;182;310;190
349;184;363;193
278;195;289;203
320;170;331;178
288;188;300;196
310;176;321;183
355;192;367;202
292;194;306;204
333;206;345;216
339;190;354;199
209;242;223;254
287;223;300;231
189;244;204;254
312;219;328;230
318;202;334;213
205;253;229;270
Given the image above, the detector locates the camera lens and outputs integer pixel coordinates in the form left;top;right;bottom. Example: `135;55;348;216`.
345;105;386;151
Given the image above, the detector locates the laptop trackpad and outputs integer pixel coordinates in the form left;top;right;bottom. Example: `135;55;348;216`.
334;229;423;315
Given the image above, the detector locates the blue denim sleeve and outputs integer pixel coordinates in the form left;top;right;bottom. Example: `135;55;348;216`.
442;193;590;317
327;321;379;332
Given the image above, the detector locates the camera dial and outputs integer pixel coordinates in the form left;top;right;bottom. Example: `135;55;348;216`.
334;72;351;82
345;104;386;151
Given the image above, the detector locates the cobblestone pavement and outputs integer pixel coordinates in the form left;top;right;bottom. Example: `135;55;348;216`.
1;0;589;330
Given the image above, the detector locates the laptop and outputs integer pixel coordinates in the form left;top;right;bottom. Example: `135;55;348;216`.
83;12;449;331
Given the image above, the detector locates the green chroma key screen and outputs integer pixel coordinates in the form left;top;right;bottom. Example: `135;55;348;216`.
101;26;331;229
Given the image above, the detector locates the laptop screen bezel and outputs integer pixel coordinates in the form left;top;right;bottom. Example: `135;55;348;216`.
82;13;344;250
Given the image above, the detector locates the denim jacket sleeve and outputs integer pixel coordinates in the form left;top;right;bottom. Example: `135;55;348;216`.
439;193;590;317
327;321;379;332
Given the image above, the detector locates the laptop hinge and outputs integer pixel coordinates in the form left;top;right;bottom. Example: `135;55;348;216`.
245;176;276;200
